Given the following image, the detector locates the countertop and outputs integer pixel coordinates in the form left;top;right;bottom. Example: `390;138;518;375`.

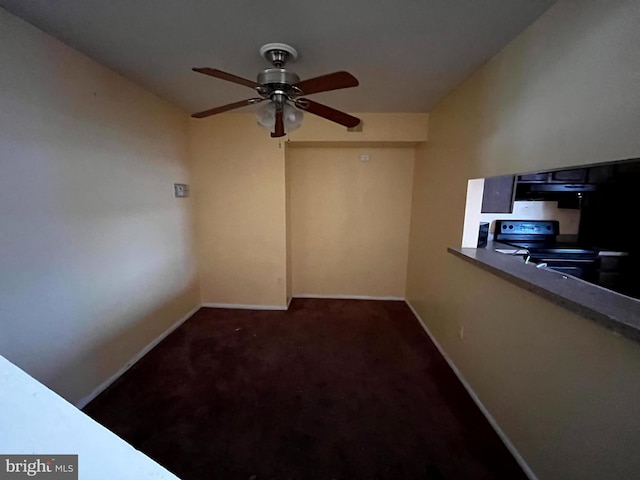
448;241;640;342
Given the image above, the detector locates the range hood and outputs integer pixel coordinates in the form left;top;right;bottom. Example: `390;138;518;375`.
514;168;597;204
522;183;597;193
514;180;597;207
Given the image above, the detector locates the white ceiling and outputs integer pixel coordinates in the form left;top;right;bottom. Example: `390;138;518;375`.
0;0;556;114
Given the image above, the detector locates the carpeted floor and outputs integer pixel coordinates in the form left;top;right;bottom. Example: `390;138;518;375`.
83;299;527;480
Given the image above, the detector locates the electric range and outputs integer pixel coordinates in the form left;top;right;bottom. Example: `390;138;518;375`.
494;220;601;281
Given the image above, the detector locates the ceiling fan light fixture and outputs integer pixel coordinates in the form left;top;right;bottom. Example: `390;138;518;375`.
256;102;303;134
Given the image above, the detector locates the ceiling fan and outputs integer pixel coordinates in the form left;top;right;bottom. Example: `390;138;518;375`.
191;43;361;138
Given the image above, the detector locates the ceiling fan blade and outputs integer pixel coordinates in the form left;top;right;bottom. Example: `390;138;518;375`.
191;98;264;118
271;108;285;137
293;71;359;96
192;67;261;89
295;99;361;128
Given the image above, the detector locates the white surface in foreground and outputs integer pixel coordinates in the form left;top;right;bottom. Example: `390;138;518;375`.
0;355;180;479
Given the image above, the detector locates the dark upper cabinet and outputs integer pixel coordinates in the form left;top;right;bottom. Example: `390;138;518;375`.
586;164;616;183
482;159;640;212
517;168;588;184
514;167;594;206
481;175;515;213
550;168;588;183
518;172;549;182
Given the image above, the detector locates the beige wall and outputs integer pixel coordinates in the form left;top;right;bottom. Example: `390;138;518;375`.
288;113;428;143
285;147;294;304
406;1;640;479
0;9;200;404
190;114;288;307
191;113;427;307
288;146;414;297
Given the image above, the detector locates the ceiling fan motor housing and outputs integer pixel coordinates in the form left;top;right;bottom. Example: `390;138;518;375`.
257;68;300;87
256;43;303;105
257;68;301;103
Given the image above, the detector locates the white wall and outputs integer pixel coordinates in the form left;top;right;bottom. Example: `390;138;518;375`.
0;9;200;405
0;355;179;479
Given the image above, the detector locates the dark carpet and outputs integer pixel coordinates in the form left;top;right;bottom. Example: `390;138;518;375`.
83;299;527;480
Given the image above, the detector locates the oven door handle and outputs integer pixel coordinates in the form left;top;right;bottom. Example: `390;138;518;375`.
536;258;598;263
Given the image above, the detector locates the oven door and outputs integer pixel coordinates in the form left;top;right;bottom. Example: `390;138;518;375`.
527;249;600;281
545;262;596;281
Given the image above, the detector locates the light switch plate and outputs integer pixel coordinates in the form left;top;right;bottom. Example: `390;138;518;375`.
174;183;189;198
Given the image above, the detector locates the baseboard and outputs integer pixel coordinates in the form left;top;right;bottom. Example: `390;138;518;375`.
404;300;538;480
201;302;288;310
75;304;201;410
293;294;405;301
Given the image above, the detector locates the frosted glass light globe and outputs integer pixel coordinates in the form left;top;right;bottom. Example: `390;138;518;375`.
256;102;303;133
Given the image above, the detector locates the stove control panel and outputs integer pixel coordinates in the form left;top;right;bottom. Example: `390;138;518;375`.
494;220;559;241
